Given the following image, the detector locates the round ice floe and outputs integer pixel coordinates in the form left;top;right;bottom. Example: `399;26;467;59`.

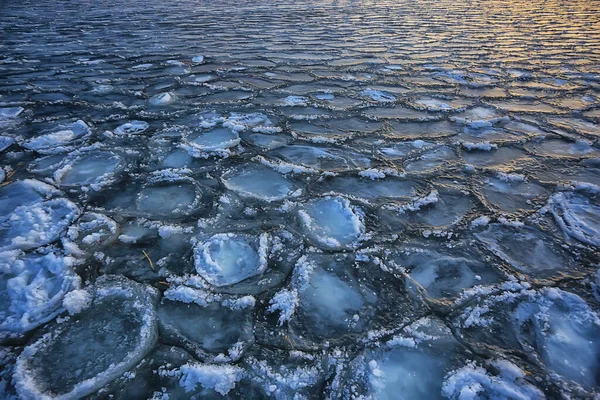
184;128;240;156
514;288;600;389
313;176;423;203
474;224;571;275
331;317;466;399
114;120;149;135
194;233;269;287
54;151;123;188
0;249;81;339
298;197;365;250
273;145;371;172
136;177;203;219
13;276;159;400
23;120;90;154
222;164;300;202
525;138;600;158
403;146;457;173
361;89;396;103
149;92;174;106
389;243;502;300
546;191;600;246
479;176;547;213
0;197;79;251
159;290;254;361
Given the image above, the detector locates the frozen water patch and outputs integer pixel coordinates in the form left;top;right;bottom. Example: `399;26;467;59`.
545;191;600;246
222;164;300;202
66;212;118;251
451;107;509;128
193;233;269;287
22;120;90;154
0;249;81;339
475;224;572;275
184;127;240;157
514;288;600;389
388;242;502;300
54;150;123;189
137;176;203;219
361;89;396;103
0;136;15;152
525;138;600;158
479;176;548;213
149;92;174;106
331;317;467;399
442;359;545;400
313;176;423;203
159;291;254;362
272;145;371;172
404;146;457;173
0;195;79;251
298;197;365;250
13;276;159;399
114;121;149;135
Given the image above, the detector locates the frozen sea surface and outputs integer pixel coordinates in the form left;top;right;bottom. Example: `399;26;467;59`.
1;0;600;398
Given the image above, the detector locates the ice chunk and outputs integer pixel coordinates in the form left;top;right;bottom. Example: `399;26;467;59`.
0;179;60;217
272;145;371;172
193;233;269;287
184;127;240;156
451;107;508;128
159;292;254;361
137;178;203;219
222;164;300;202
313;176;423;203
298;197;365;250
404;146;457;173
0;136;15;152
525;138;600;158
0;249;81;338
332;318;467;399
389;242;502;300
361;89;396;103
546;191;600;246
514;288;600;389
114;120;149;135
66;212;118;250
0;197;79;251
192;55;205;63
479;176;547;213
442;360;545;400
54;150;123;188
23;120;90;154
149;92;173;106
13;276;159;399
0;107;24;119
475;224;571;275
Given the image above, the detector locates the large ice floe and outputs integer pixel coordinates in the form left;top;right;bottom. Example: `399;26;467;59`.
297;196;365;250
13;276;159;399
3;1;600;398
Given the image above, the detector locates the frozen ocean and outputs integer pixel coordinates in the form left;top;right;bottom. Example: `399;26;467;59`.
1;0;600;398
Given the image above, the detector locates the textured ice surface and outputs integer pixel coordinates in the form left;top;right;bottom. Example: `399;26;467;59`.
54;151;123;188
298;196;365;250
222;164;300;202
0;249;81;339
159;291;254;361
3;0;600;397
23;120;90;154
0;181;79;251
13;276;159;399
193;233;269;287
475;224;572;276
